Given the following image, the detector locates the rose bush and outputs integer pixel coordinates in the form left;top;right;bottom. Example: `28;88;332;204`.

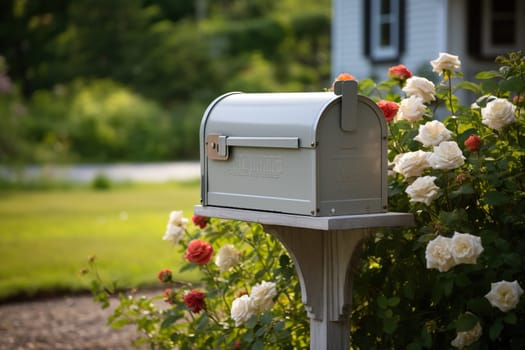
351;51;525;349
86;52;525;349
86;216;308;349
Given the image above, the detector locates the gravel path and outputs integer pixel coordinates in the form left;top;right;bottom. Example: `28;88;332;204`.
0;293;155;350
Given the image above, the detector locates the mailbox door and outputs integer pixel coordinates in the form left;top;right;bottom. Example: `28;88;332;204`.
317;96;387;215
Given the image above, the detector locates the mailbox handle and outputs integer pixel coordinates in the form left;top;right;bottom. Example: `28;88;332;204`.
206;134;299;160
226;136;299;149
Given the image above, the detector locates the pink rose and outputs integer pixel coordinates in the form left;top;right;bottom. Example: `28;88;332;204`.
185;239;214;265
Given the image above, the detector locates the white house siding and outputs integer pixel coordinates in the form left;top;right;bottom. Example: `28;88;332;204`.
332;0;448;81
399;0;444;77
331;0;370;79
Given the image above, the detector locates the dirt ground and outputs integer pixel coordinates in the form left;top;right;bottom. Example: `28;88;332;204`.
0;293;153;350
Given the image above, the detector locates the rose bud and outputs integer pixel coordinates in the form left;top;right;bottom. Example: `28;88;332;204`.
464;134;481;152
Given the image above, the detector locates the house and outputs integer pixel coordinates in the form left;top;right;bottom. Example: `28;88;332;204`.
331;0;525;81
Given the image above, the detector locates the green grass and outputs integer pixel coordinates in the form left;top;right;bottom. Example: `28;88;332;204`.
0;180;202;301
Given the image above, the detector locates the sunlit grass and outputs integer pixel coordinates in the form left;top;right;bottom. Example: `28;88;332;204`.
0;180;201;300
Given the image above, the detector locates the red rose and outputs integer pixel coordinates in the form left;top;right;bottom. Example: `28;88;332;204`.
183;289;206;313
376;100;399;122
464;134;481;152
192;214;209;229
163;288;177;305
388;64;412;80
184;239;214;265
157;269;173;283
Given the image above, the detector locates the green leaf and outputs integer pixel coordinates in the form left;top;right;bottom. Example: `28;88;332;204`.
499;77;525;93
483;191;509;206
456;313;479;332
407;342;422;350
255;326;266;337
455;81;482;94
489;319;504;340
252;339;264;350
245;315;258;329
382;315;399;334
481;79;499;94
475;70;501;79
451;184;475;197
377;295;389;309
504;312;517;324
196;314;209;330
421;326;432;348
388;296;400;307
273;321;285;331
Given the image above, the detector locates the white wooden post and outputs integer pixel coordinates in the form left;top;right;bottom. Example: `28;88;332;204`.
194;206;413;349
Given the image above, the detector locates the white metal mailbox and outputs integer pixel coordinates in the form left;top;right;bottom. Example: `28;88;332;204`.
199;80;387;216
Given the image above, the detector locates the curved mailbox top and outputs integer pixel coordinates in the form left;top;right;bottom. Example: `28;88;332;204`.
200;91;340;149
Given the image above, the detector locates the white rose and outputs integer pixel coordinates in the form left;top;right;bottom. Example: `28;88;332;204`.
397;95;427;122
392;150;431;178
162;211;188;243
414;120;453;147
215;244;241;273
250;281;277;312
451;322;482;349
485;280;524;312
431;52;461;75
402;76;436;103
231;295;256;326
428;141;465;170
450;232;483;265
425;235;455;272
406;176;440;206
481;98;517;131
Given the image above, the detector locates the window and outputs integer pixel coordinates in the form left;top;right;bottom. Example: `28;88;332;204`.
468;0;525;58
482;0;520;56
365;0;404;62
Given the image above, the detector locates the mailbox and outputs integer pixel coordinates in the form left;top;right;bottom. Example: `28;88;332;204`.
199;80;387;216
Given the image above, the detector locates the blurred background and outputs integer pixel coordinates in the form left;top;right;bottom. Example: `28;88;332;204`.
0;0;331;167
0;0;331;302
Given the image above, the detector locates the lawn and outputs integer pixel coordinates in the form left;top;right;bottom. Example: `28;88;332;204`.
0;180;202;301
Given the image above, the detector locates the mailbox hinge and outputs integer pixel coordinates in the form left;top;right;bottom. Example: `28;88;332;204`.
206;133;300;160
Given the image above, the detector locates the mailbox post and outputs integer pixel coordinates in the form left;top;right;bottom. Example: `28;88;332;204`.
194;206;413;349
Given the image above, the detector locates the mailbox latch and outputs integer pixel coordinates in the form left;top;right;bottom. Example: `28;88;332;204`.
206;134;229;160
206;133;300;160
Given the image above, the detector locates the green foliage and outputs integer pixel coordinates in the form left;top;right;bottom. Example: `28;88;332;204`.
67;80;172;161
0;0;332;163
86;218;309;349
